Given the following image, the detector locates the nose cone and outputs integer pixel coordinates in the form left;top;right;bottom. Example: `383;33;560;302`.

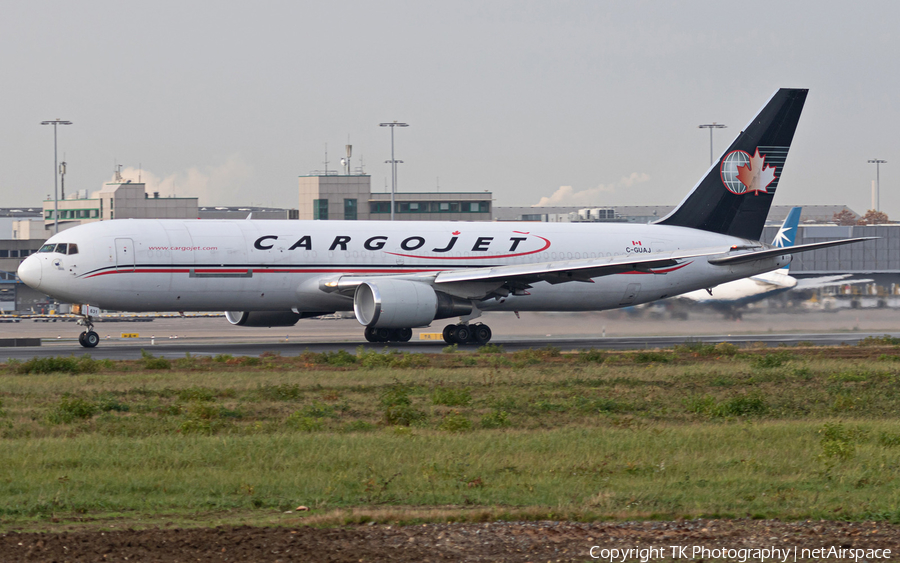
17;256;42;289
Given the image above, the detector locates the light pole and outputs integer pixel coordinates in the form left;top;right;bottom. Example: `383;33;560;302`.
59;160;67;200
40;119;73;234
379;121;408;221
868;159;887;212
698;122;727;166
384;159;403;212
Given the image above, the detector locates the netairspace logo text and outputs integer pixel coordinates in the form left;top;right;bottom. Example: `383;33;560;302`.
589;545;891;562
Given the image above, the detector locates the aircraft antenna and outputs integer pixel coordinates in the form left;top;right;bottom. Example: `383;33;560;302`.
345;141;352;175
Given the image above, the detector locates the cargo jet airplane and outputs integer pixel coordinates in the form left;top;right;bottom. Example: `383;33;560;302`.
17;89;872;347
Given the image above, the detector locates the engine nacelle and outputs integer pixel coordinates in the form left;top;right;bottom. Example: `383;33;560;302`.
353;279;472;328
225;311;305;327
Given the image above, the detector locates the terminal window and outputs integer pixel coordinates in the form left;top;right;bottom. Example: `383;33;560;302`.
344;198;357;220
313;199;329;220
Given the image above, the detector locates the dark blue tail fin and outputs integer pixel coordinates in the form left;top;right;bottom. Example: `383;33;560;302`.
657;88;808;241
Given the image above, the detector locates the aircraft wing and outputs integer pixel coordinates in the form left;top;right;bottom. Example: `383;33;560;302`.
433;248;725;285
707;237;876;266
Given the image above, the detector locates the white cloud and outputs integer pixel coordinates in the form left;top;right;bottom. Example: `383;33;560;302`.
96;156;253;205
532;172;650;207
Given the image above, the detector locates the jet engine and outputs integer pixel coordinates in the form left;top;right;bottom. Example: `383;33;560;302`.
225;311;306;327
353;279;472;328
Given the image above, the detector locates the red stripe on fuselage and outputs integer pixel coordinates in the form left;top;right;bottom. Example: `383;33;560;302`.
82;267;444;279
618;262;692;274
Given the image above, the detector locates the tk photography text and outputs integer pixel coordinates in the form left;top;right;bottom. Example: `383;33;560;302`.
589;545;891;562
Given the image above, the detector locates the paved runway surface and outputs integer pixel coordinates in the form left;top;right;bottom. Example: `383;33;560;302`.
1;307;899;359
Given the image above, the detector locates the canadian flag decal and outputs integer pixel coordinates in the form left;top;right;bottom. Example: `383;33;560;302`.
632;241;642;246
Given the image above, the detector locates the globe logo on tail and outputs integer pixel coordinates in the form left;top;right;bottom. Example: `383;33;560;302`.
720;148;778;195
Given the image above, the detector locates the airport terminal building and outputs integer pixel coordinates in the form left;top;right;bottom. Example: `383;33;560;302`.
298;174;492;222
43;181;199;231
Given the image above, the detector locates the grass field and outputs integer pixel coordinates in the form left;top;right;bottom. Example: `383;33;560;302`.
2;339;900;530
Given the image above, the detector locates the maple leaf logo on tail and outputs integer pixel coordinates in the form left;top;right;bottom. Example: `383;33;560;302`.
735;148;778;195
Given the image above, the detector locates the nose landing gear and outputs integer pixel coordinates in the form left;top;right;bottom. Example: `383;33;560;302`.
78;330;100;348
442;323;491;345
73;304;100;348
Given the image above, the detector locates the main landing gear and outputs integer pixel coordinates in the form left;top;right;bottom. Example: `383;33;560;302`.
442;323;492;345
364;327;413;343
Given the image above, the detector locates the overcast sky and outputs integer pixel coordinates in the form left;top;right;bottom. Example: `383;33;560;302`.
2;1;898;218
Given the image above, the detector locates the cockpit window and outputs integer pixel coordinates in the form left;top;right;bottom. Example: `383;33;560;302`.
37;243;77;254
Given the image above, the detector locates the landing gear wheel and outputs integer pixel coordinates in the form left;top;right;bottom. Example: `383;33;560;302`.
81;331;99;348
364;327;379;343
374;328;392;342
455;324;472;344
78;331;87;347
396;328;413;342
443;324;458;344
473;324;492;344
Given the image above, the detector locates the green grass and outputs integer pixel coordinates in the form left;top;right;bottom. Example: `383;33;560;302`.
2;344;900;528
1;422;900;522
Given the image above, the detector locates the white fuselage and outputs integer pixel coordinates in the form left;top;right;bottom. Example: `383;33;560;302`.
680;268;798;304
19;219;788;316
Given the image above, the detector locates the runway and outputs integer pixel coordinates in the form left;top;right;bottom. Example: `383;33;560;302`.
1;307;899;360
2;333;899;361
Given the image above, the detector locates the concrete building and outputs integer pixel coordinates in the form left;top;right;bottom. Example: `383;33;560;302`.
199;206;298;220
0;208;45;239
43;181;199;231
299;175;372;220
761;224;900;275
494;205;859;226
0;238;46;312
299;173;492;221
368;192;491;221
0;208;49;311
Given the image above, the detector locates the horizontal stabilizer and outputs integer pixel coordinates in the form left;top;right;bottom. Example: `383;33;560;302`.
708;238;876;266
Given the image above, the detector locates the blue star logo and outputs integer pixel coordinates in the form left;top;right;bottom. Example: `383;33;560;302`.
772;225;794;248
